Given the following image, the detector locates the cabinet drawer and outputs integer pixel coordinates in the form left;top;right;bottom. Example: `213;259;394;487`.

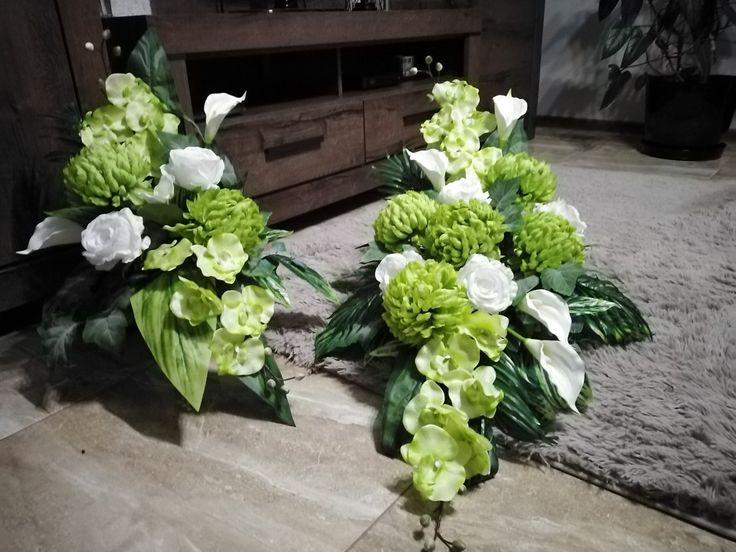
217;100;365;197
363;88;438;162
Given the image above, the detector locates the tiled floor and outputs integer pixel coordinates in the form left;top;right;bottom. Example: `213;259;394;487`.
1;128;735;552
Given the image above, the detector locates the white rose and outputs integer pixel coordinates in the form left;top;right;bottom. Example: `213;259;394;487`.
438;169;490;204
457;254;517;314
81;208;151;271
534;199;587;236
375;246;424;293
203;91;247;144
163;147;224;191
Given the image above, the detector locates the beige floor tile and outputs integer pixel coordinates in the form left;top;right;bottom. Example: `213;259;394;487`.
0;362;409;552
348;459;736;552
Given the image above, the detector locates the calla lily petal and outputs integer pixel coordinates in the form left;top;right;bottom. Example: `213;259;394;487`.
407;148;449;191
524;338;585;412
518;289;571;343
136;166;175;204
17;217;83;255
493;91;527;142
438;169;490;204
203;91;247;144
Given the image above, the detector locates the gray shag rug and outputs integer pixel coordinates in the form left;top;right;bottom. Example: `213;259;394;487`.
266;165;736;539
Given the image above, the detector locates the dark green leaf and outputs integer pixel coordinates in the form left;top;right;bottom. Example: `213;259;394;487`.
130;273;213;411
38;316;80;365
45;206;105;226
238;350;294;426
137;203;184;227
487;178;520;212
360;241;389;264
82;309;128;353
620;0;643;25
261;228;293;244
367;340;404;358
268;254;338;304
512;275;540;305
377;353;423;455
466;418;499;487
599;0;620;20
127;29;181;114
242;258;290;306
602;22;632;59
374;149;431;195
601;65;632;109
621;28;655;68
540;262;584;296
504;120;528;154
215;150;241;190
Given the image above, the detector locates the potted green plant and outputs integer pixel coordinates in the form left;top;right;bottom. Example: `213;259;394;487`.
599;0;736;160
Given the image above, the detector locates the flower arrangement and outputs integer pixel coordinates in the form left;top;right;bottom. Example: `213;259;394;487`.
19;31;335;423
316;79;651;540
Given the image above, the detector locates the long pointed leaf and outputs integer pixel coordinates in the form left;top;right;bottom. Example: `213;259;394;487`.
238;349;294;426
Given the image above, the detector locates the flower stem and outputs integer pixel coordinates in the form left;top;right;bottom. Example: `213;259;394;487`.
507;327;526;343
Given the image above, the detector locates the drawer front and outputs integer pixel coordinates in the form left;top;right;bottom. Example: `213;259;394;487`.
217;100;365;197
363;89;438;162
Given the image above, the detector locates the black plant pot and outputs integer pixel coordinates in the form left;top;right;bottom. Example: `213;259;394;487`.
639;75;736;161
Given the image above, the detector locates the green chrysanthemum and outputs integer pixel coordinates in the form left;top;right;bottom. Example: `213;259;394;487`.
373;191;436;252
183;189;264;252
487;152;556;206
424;200;505;268
62;140;151;207
383;260;472;345
514;211;585;273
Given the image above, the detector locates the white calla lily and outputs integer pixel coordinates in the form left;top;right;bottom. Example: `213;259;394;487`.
17;217;83;255
438;169;490;204
524;338;585;413
203;91;247;144
407;148;449;191
493;91;528;143
375;246;424;292
518;289;572;343
136;166;175;204
534;199;587;237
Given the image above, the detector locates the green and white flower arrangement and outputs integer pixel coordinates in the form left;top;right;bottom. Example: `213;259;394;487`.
316;79;651;539
19;32;335;423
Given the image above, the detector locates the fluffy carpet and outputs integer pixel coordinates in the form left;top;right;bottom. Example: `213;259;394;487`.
266;164;736;539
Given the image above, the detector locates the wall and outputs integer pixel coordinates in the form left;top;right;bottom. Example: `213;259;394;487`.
539;0;736;128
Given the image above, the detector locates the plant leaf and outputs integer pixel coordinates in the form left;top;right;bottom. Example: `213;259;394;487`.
487;178;520;212
540;262;585;296
242;257;290;306
360;241;389;264
566;296;618;315
601;21;632;59
127;29;181;114
268;254;338;304
136;203;184;227
82;308;128;353
130;273;212;411
512;275;540;305
374;149;431;195
238;348;294;426
601;65;632;109
504;121;528;154
620;0;643;25
38;316;80;365
377;352;423;455
621;28;655;68
599;0;620;20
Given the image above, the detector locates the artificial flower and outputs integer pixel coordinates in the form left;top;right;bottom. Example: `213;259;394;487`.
431;80;481;117
162;146;224;191
104;73;139;107
445;365;504;419
169;276;222;325
517;289;572;343
219;285;275;337
424;199;505;268
458;311;508;361
136;166;175;204
79;104;131;147
468;146;503;180
382;260;472;345
457;254;517;314
373;191;436;252
415;334;480;383
143;239;193;272
374;246;424;292
17;217;83;255
191;233;247;283
534;198;587;237
514;211;585;273
493;91;527;143
524;338;585;413
437;170;490;204
486;152;556;206
81;208;150;270
203;91;247;144
407;148;449;191
210;329;266;376
403;380;447;435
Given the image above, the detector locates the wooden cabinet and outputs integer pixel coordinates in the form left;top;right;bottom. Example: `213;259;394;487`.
149;9;482;222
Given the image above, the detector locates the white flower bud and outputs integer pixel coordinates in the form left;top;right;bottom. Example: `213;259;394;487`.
102;29;112;40
112;45;122;57
84;42;95;51
408;67;419;76
435;62;443;72
424;55;433;65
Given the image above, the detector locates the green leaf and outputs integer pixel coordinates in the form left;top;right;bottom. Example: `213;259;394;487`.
621;28;655;68
487;178;520;212
238;349;294;426
601;21;632;59
130;273;213;411
127;29;181;114
504;121;528;154
512;275;540;305
45;205;105;226
149;131;199;170
262;228;293;244
268;254;338;304
38;316;80;365
600;65;632;109
367;340;404;358
82;308;128;353
314;282;384;359
242;257;290;306
467;418;500;486
540;262;584;296
360;241;389;264
136;203;184;227
377;352;423;455
374;149;431;195
566;296;618;316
